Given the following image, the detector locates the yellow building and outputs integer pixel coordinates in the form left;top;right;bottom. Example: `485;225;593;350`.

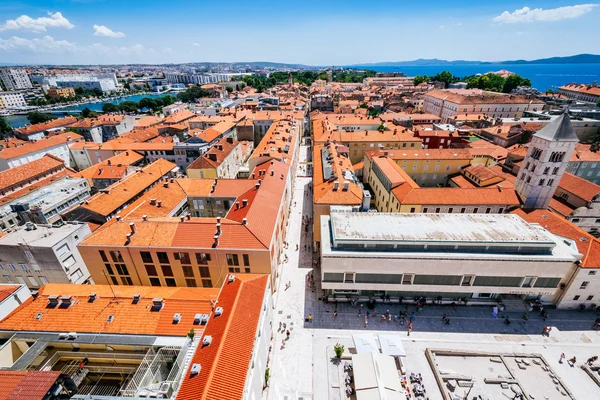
365;154;522;214
47;87;76;99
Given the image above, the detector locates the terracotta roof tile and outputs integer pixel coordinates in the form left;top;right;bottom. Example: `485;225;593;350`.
187;138;239;170
0;371;61;400
0;285;20;303
0;284;220;336
0;155;64;192
558;173;600;203
313;143;363;205
0;168;75;206
0;133;83;160
15;116;77;136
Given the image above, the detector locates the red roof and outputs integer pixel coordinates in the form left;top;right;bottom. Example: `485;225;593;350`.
176;274;268;400
0;371;61;400
0;285;20;303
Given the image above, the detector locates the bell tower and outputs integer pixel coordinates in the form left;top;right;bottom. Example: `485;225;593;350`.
514;112;579;209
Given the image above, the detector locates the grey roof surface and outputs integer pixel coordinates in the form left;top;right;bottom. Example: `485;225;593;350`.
330;212;556;244
533;112;579;142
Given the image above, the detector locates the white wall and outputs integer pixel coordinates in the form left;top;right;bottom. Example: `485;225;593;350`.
0;284;31;320
558;267;600;309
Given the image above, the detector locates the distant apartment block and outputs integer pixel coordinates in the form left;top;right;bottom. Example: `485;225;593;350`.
0;222;92;289
559;83;600;104
46;87;76;99
0;68;32;90
32;73;118;93
165;72;230;85
0;91;27;109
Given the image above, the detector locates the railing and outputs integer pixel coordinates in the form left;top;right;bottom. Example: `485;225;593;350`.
40;351;146;371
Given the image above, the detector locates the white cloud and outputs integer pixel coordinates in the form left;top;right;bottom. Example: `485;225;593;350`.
192;42;200;47
0;35;76;52
0;12;74;32
93;24;125;38
493;4;597;23
439;25;444;29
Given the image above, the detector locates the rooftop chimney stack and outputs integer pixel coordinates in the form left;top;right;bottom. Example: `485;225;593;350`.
142;215;148;221
116;216;121;221
242;218;247;225
129;222;136;233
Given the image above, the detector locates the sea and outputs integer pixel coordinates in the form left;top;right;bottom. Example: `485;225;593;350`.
354;63;600;92
3;93;171;129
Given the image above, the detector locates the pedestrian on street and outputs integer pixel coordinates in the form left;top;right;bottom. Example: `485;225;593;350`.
568;356;576;367
333;311;337;320
364;316;368;328
286;329;290;340
559;353;565;363
411;312;415;321
442;313;446;322
407;321;413;336
281;339;286;349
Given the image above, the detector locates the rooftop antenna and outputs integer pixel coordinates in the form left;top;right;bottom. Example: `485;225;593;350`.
102;269;117;299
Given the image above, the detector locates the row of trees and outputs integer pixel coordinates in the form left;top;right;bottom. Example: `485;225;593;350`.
239;69;377;92
413;71;532;93
29;87;107;107
101;95;175;113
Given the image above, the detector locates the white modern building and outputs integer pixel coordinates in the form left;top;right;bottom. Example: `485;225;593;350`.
164;72;230;86
0;222;93;289
320;210;581;305
31;73;118;93
0;68;32;90
0;91;27;109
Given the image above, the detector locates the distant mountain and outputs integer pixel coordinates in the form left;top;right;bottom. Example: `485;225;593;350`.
352;54;600;67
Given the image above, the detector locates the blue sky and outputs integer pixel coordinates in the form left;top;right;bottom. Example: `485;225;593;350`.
0;0;599;65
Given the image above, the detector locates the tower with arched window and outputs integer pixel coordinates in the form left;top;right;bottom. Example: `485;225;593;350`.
514;112;579;209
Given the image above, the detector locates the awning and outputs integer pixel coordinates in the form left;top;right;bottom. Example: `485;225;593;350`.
378;335;406;357
352;352;405;400
352;333;378;354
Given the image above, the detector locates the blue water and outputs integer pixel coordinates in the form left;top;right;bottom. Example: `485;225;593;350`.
4;93;173;128
356;63;600;92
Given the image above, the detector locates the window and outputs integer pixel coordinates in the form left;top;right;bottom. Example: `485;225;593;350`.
402;274;413;285
229;267;241;273
186;279;197;287
15;276;25;285
165;278;177;287
199;266;210;278
486;208;491;214
57;243;70;257
462;276;473;286
344;273;354;283
120;276;133;285
19;263;28;271
413;275;462;285
202;279;213;288
161;265;174;277
573;295;580;301
110;276;118;285
149;277;161;286
8;264;16;272
105;265;114;275
552;167;559;175
245;267;251;273
543;167;549;175
580;281;590;289
423;208;428;213
323;273;343;283
196;253;211;265
473;276;523;287
3;275;13;283
63;256;76;268
522;277;534;288
140;252;153;263
24;250;34;260
539;179;545;186
27;276;37;286
39;276;48;284
110;250;123;263
243;254;250;267
473;208;478;213
115;264;129;276
99;250;109;262
70;269;83;281
183;265;194;277
533;277;561;288
157;252;169;264
461;208;466;213
587;295;594;301
226;254;239;266
410;207;416;213
355;273;403;284
31;264;40;271
176;252;191;264
145;265;157;276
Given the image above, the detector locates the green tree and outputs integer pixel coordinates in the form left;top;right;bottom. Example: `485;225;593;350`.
118;101;139;113
413;75;429;85
27;111;56;125
597;99;600;107
430;71;456;88
81;107;93;118
138;97;157;110
74;87;84;96
92;88;104;97
226;86;233;94
503;74;532;93
161;94;175;106
176;86;211;102
102;103;119;113
0;116;12;139
124;82;131;90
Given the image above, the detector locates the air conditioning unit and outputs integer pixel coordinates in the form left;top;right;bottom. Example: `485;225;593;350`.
190;363;201;376
202;335;213;347
173;313;182;324
158;382;172;397
214;307;223;317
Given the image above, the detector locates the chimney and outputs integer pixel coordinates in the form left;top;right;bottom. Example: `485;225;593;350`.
333;182;339;191
150;198;156;205
142;215;148;221
242;199;248;207
107;160;112;166
213;234;219;247
235;201;240;210
343;181;349;191
270;170;274;176
186;214;191;220
129;222;136;234
163;181;169;188
209;153;217;161
242;218;247;225
180;216;185;222
216;216;221;223
157;200;162;208
216;223;221;234
116;215;121;221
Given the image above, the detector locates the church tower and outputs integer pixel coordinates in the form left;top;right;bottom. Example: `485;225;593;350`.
514;112;579;209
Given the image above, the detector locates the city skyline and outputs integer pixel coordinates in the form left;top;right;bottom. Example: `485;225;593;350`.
0;1;599;65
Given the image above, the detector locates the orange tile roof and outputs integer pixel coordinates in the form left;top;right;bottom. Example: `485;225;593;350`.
77;159;176;217
558;173;600;203
373;157;408;188
426;89;544;105
249;120;297;163
548;198;576;217
512;209;600;268
340;128;421;144
559;83;600;97
0;371;61;400
118;126;160;143
397;186;521;206
0;154;64;192
0;133;83;160
74;151;144;186
176;274;268;400
0;284;220;336
188;138;239;170
571;144;600;163
365;148;472;161
0;285;20;303
163;109;195;125
463;164;503;182
70;115;124;129
15;116;77;136
313;143;362;206
135;115;163;127
449;174;476;188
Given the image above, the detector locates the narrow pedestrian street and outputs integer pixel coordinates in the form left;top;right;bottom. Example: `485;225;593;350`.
265;140;315;400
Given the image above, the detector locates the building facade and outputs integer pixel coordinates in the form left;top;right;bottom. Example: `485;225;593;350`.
0;68;32;90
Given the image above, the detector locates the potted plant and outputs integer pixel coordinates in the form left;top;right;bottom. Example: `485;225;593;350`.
334;343;345;358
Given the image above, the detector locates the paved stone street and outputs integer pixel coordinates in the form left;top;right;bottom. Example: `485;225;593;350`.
265;142;600;400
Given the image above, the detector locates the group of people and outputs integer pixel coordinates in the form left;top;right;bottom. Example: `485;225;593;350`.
559;353;598;367
306;272;315;292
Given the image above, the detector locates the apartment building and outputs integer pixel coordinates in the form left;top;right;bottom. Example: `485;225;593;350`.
0;91;27;109
565;144;600;184
424;89;544;123
14;116;78;141
320;211;580;306
0;133;83;171
313;142;364;249
0;68;32;90
0;274;272;400
248;118;300;172
63;159;177;224
32;73;118;93
69;115;135;143
69;140;175;170
186;137;246;179
0;222;92;289
74;150;145;189
77;158;292;291
46;87;76;99
558;83;600;104
550;173;600;236
365;154;521;213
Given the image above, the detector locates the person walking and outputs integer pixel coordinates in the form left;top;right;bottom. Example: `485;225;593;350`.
568;356;576;367
286;329;290;340
364;316;368;328
407;320;413;336
559;353;565;363
333;311;337;320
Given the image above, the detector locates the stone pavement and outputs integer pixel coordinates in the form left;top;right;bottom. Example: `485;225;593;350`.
265;142;315;400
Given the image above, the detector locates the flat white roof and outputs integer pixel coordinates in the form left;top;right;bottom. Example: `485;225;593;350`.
330;212;556;245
